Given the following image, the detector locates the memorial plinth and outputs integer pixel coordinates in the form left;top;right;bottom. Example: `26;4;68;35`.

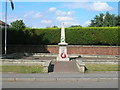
57;23;69;61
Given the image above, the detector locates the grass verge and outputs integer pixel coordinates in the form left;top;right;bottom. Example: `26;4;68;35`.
0;65;43;73
85;64;120;72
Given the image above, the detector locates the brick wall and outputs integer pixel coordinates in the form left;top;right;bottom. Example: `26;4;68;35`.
67;46;119;55
4;45;119;55
48;46;119;55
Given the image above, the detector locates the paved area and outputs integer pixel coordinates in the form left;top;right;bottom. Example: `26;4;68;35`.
23;56;118;61
2;80;118;88
2;71;118;78
53;61;78;73
1;71;119;88
79;57;118;60
24;56;55;60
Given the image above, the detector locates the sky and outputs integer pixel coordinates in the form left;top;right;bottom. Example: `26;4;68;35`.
1;1;119;28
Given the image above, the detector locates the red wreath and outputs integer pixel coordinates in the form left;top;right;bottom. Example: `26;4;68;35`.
61;53;66;58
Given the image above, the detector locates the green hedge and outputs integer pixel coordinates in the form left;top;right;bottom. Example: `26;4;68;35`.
2;27;119;45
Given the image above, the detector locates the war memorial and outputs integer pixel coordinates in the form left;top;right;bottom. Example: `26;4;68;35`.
0;1;119;89
1;22;119;89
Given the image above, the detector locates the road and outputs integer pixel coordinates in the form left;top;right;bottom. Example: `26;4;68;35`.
2;80;118;88
2;71;119;88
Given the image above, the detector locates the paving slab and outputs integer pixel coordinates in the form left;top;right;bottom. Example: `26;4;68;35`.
1;71;119;82
2;71;118;78
53;61;78;73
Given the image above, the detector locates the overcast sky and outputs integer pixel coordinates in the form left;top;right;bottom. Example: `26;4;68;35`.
1;1;118;28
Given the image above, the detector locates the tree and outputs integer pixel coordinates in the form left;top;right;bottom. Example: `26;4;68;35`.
69;25;82;27
52;26;58;28
103;12;116;27
89;12;118;27
115;15;120;26
10;20;26;29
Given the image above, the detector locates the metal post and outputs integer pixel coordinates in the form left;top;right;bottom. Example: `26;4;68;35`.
5;0;7;55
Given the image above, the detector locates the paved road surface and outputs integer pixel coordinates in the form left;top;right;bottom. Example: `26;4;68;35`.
2;72;119;88
2;80;118;88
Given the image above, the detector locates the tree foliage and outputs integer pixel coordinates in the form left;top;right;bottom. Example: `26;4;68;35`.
52;26;59;28
69;25;82;27
89;12;119;27
10;20;26;29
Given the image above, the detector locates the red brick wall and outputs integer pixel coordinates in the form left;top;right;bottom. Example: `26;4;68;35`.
68;46;119;55
48;46;119;55
5;45;119;55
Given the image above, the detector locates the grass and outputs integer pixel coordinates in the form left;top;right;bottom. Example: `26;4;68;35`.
1;64;119;73
85;64;120;72
0;65;43;73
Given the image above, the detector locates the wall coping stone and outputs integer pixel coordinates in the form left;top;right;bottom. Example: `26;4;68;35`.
6;45;120;47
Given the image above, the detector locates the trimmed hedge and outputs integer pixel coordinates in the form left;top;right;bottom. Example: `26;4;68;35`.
2;27;119;45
